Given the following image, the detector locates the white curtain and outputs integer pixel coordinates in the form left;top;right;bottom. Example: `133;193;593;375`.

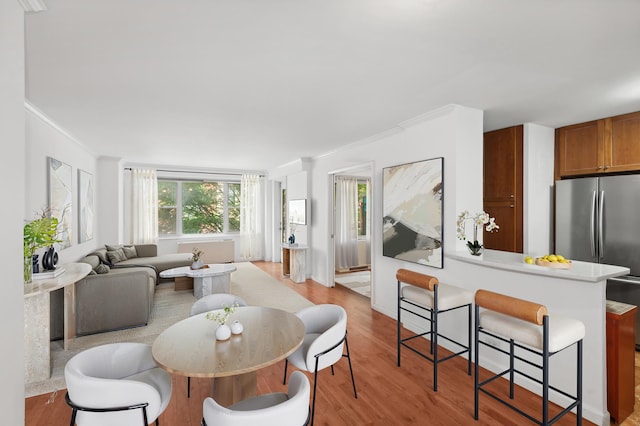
240;174;264;260
335;176;359;270
131;168;158;244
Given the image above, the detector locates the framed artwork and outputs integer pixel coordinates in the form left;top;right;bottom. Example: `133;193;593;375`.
382;157;443;268
288;199;307;225
48;157;73;248
78;169;94;243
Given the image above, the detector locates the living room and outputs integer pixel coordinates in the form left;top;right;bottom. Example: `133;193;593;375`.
5;1;640;425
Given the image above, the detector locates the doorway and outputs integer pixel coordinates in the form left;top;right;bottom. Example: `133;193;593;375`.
329;164;373;298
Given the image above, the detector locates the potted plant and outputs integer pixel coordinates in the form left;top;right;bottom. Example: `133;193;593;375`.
456;210;499;256
191;247;204;269
23;210;61;283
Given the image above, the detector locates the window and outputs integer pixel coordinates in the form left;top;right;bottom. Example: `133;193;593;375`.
158;180;241;236
357;181;368;237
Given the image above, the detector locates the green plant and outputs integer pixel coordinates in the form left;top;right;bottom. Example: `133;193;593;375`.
191;247;203;262
205;303;239;325
24;210;61;258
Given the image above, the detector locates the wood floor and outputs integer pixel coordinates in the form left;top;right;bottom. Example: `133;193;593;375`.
25;261;623;425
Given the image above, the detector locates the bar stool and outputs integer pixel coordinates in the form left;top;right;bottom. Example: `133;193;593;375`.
396;269;473;391
474;289;584;426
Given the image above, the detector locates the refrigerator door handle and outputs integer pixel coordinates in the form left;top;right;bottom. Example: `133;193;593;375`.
590;190;597;257
599;190;605;259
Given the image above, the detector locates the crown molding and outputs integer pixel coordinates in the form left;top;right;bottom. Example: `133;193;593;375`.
17;0;47;12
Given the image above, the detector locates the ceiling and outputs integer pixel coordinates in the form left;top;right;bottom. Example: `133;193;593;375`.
25;0;640;172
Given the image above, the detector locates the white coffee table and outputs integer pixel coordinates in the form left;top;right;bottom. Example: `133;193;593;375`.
160;264;237;299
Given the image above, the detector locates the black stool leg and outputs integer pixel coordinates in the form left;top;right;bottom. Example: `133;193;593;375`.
577;339;583;426
344;334;358;399
397;279;402;367
542;317;549;426
467;303;472;375
473;304;480;420
509;340;515;399
69;408;77;426
283;359;289;384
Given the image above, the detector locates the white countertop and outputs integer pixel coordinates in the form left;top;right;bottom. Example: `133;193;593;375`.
24;262;92;298
449;249;629;283
281;244;307;250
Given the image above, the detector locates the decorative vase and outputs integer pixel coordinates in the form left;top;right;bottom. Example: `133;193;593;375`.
24;255;33;284
42;246;58;271
467;241;483;256
191;260;203;270
230;320;244;335
215;323;231;341
32;254;40;274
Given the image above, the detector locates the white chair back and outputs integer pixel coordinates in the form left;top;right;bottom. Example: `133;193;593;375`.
297;304;347;371
65;342;171;426
203;371;310;426
190;293;247;316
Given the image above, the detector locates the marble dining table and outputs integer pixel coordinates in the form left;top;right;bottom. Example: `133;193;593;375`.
151;306;305;406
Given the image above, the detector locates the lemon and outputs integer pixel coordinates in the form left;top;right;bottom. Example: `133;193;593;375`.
556;255;566;261
547;254;558;262
524;256;533;264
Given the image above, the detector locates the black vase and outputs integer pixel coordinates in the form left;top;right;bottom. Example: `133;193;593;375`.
42;246;58;271
32;254;39;274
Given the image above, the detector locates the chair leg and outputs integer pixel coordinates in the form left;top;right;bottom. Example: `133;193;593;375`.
142;406;149;426
344;334;357;399
397;279;402;367
283;359;289;384
433;309;438;392
509;340;515;399
187;376;191;398
69;408;77;426
311;363;320;426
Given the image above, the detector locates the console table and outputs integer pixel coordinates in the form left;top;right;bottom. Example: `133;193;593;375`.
24;262;91;384
282;244;307;283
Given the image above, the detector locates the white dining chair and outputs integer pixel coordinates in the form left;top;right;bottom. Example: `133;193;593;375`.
64;342;172;426
283;304;357;425
187;292;248;397
202;370;310;426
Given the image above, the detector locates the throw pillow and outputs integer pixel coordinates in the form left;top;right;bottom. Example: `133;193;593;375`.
91;248;110;265
95;264;110;274
106;248;127;264
105;244;123;252
122;245;138;259
88;270;97;275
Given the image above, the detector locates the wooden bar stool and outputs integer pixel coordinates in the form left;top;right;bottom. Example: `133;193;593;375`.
474;289;584;425
396;269;473;391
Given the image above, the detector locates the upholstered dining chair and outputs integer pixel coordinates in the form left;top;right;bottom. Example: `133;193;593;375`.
187;292;248;397
64;342;172;426
190;292;248;316
202;370;310;426
283;304;357;425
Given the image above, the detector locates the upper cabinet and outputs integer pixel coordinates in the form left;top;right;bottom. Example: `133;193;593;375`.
556;111;640;178
483;125;523;253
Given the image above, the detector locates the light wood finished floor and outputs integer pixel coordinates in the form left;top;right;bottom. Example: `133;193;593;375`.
26;261;634;425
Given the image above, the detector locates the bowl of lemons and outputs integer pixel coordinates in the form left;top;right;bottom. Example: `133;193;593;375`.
524;254;572;269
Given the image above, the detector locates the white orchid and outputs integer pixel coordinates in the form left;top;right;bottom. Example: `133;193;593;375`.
456;210;499;242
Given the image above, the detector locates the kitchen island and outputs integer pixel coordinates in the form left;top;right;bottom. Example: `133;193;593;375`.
441;250;629;426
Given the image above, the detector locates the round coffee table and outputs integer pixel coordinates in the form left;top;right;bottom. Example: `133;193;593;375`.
160;264;237;298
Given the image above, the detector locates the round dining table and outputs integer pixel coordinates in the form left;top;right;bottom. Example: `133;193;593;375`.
152;306;305;406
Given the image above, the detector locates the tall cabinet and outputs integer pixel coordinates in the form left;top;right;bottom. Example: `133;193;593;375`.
483;125;523;253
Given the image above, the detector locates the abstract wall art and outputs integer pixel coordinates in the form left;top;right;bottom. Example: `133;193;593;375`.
382;157;443;268
78;169;94;243
48;157;73;248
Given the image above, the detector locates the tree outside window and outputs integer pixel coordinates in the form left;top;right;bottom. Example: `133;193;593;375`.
357;182;368;237
158;180;241;236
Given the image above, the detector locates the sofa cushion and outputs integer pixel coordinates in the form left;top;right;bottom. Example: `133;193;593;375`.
107;248;127;264
78;255;101;270
122;245;138;259
90;248;110;265
118;253;192;273
95;264;110;274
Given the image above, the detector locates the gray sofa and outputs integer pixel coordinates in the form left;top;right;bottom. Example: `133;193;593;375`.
51;244;192;339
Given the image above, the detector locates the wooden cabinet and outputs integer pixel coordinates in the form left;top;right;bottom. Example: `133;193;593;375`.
483;125;523;253
556;111;640;178
606;300;637;424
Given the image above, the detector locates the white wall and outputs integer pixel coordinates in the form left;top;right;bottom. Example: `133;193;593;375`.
306;105;485;313
523;123;555;255
25;106;100;263
3;2;26;423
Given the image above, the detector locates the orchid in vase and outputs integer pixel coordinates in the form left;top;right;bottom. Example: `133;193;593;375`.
456;211;499;255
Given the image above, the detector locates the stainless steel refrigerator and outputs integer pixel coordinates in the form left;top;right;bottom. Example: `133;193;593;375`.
555;175;640;347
